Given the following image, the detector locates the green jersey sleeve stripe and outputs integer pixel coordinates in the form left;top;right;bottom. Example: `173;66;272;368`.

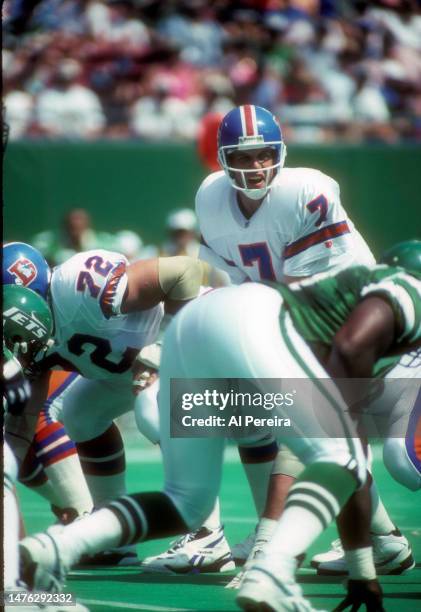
361;274;421;343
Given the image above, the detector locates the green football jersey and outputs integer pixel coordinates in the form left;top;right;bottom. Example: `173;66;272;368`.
275;264;421;374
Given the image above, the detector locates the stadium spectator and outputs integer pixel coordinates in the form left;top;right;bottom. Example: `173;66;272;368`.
32;208;114;265
160;208;230;287
2;0;420;142
34;58;106;138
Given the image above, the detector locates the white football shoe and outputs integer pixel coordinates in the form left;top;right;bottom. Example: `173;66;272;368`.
140;526;235;574
19;531;69;593
226;529;267;589
237;554;324;612
311;530;415;576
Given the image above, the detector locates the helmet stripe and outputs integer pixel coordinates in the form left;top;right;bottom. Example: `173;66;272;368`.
242;105;257;136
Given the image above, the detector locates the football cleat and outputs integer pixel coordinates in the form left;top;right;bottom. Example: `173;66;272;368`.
311;531;415;576
231;530;256;566
227;546;305;590
140;526;235;574
226;528;267;590
19;532;67;593
237;554;324;612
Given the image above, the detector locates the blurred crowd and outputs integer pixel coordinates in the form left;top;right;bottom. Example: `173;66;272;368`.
31;206;230;285
3;0;421;143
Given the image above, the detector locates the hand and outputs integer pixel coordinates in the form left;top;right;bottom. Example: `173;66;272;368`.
3;357;31;415
132;361;158;396
334;579;385;612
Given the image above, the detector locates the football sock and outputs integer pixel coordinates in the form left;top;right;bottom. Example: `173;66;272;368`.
44;456;93;516
33;417;93;516
52;508;123;566
202;498;221;530
238;440;278;516
369;477;396;535
264;462;357;558
56;491;188;566
344;547;376;580
77;423;126;506
249;517;278;561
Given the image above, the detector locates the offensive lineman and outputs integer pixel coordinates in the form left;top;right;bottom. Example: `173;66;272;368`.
3;242;202;564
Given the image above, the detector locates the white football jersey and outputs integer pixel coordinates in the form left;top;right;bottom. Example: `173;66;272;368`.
196;168;375;283
42;250;163;380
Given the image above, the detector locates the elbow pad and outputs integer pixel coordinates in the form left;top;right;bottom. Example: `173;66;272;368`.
158;256;202;301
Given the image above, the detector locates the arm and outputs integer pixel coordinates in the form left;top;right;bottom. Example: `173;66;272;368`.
124;256;202;393
283;172;373;278
283;274;309;284
5;371;50;464
326;296;396;379
122;256;202;315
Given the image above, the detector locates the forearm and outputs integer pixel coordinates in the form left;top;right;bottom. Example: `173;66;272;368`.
4;372;50;464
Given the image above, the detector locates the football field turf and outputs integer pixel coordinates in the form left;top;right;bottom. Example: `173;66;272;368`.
17;443;421;612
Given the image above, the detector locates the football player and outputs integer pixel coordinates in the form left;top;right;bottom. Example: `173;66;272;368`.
3;285;88;611
4;243;93;524
144;103;377;571
20;248;420;610
3;241;202;564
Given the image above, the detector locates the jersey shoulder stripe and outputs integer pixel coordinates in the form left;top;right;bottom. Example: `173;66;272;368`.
283;220;350;260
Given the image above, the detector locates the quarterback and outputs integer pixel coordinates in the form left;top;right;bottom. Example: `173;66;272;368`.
147;103;378;572
196;104;374;284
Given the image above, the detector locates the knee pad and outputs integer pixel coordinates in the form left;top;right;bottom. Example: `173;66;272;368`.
272;445;304;478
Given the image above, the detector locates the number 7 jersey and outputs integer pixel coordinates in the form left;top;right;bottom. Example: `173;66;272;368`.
196;168;375;283
42;250;163;380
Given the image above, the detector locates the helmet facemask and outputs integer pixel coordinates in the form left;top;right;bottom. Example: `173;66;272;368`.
218;140;287;200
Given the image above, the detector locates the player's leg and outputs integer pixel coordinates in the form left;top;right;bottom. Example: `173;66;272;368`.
134;376;233;573
384;380;421;490
4;442;90;612
231;299;368;609
20;300;229;584
4;442;20;590
61;376;134;508
228;445;304;583
18;372;93;522
314;362;420;575
35;372;93;521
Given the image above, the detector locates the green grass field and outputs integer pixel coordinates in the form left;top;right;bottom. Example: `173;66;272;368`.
17;443;421;612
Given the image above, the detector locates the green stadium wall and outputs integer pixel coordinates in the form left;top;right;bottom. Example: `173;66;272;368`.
4;141;420;257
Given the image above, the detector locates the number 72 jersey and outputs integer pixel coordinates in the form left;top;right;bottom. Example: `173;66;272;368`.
41;250;163;380
196;168;375;283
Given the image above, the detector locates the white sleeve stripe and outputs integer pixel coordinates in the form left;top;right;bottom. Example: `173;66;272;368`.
361;281;415;341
